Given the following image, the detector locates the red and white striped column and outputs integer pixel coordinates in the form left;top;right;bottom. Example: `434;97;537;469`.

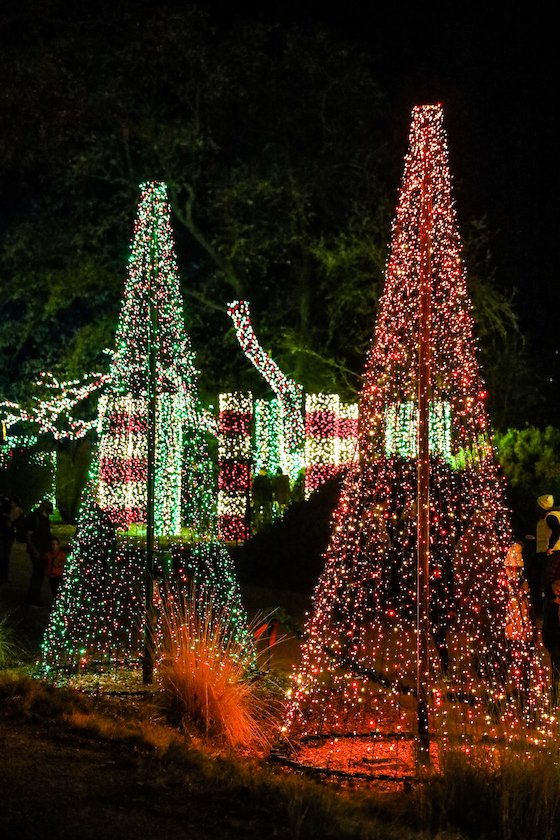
217;392;252;542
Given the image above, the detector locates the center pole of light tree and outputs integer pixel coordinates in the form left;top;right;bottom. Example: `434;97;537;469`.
416;146;433;763
143;228;158;685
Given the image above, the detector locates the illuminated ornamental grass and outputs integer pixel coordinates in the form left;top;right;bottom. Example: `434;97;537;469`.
37;182;251;680
157;583;276;752
283;105;551;779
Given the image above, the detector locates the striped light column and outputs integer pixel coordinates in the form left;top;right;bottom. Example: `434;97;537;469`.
217;393;252;541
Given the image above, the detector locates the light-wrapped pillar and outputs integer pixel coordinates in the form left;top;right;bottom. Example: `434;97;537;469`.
217;393;252;541
304;394;340;498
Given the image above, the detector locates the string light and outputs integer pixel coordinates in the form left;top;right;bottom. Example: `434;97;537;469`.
216;391;359;536
284;105;546;777
0;433;38;469
254;398;285;477
304;394;359;498
0;371;107;441
384;401;452;461
337;402;359;467
227;301;304;483
217;392;252;542
37;182;252;679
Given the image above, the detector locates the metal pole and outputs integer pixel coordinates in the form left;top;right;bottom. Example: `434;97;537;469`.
416;150;433;762
143;224;158;685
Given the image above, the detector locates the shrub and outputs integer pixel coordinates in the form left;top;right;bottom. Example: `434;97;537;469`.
156;586;282;752
0;613;22;669
494;426;560;531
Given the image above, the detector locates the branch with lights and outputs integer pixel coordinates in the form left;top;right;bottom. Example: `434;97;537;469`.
227;300;305;484
0;371;107;441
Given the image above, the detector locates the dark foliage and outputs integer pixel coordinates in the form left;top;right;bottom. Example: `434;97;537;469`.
232;475;342;594
0;0;542;431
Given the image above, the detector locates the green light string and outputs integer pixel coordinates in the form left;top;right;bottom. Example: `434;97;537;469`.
37;182;253;680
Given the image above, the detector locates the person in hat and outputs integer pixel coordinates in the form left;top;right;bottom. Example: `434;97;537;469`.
535;495;560;622
25;498;54;607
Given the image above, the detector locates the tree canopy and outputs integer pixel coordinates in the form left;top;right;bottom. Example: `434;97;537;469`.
0;0;540;429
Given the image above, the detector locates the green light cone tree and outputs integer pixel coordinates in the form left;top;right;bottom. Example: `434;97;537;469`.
37;182;251;680
284;106;544;776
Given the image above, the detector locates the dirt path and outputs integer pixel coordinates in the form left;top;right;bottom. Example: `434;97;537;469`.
0;539;310;668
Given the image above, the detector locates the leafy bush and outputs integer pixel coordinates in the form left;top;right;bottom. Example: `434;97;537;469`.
494;426;560;532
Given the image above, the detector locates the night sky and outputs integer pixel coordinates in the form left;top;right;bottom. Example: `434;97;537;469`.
2;3;556;379
229;3;556;344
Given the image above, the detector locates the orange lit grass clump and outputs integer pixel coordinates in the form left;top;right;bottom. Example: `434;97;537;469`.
157;585;278;752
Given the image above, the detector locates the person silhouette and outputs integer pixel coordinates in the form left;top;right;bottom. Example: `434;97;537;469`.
535;495;560;618
25;499;54;607
252;467;273;532
272;467;291;517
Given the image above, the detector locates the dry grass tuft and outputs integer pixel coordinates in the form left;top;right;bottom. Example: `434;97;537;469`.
0;671;183;753
9;669;560;838
65;708;182;751
156;585;283;752
415;743;560;840
0;612;23;669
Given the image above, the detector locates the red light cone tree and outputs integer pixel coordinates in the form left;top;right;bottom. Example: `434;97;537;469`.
284;105;544;776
